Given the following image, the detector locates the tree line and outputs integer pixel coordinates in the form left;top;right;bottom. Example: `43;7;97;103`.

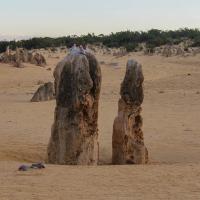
1;28;200;53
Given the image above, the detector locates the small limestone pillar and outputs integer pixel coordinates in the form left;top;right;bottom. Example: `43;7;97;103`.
6;46;10;56
112;60;148;164
14;48;22;68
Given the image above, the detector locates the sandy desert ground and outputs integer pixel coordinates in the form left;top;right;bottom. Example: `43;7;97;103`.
1;51;200;199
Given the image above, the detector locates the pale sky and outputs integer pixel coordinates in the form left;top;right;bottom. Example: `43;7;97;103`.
0;0;200;38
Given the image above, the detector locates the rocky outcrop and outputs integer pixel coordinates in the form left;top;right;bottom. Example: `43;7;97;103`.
0;48;46;67
0;48;15;63
31;82;55;102
113;47;127;57
112;60;148;165
30;53;46;67
47;53;101;165
176;47;184;56
162;46;173;57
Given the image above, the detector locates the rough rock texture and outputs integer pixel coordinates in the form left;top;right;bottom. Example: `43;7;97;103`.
22;49;29;62
113;47;127;57
47;53;101;165
13;48;23;68
31;82;55;102
176;47;184;56
0;48;47;67
53;57;69;98
0;48;15;63
162;46;173;57
112;60;148;165
30;53;46;67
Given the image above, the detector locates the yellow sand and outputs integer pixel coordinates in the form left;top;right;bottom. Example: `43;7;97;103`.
0;51;200;199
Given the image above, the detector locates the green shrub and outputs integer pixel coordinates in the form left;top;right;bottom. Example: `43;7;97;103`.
125;43;138;52
1;28;200;53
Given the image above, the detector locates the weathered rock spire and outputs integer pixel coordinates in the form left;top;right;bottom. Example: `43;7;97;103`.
47;53;101;165
112;60;148;164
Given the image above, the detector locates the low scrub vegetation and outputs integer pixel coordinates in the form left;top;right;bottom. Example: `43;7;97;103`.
1;28;200;53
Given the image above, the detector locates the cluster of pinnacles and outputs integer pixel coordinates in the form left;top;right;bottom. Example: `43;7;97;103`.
47;52;148;165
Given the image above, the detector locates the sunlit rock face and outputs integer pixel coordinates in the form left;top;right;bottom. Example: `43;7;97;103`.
112;60;148;165
47;53;101;165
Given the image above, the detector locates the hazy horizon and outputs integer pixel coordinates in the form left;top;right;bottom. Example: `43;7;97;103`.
1;0;200;39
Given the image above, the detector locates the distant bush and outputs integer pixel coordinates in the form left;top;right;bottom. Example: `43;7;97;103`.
0;41;8;53
146;43;156;53
125;43;138;52
191;36;200;47
1;28;200;53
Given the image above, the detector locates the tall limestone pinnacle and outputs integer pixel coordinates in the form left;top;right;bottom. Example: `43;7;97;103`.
47;52;101;165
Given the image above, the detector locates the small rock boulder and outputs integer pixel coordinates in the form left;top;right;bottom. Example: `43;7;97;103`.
30;53;47;67
31;82;55;102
